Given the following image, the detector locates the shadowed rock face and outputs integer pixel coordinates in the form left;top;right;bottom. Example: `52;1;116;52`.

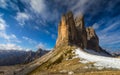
75;15;87;48
56;11;102;52
86;27;100;51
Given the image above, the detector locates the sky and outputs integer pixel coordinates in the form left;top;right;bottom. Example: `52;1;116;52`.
0;0;120;52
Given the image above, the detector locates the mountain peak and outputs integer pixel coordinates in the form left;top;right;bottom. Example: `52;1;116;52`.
56;11;78;47
86;27;100;51
56;11;101;51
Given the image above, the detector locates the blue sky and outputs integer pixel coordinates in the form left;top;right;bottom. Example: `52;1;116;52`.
0;0;120;52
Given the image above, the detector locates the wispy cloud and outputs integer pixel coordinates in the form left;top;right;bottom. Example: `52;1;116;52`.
0;16;7;30
0;43;29;51
92;23;99;30
0;33;21;43
101;22;120;33
22;36;37;44
44;30;50;35
36;43;46;49
30;0;46;14
97;14;120;45
0;0;19;11
0;0;7;8
34;26;39;30
0;0;120;50
0;16;21;43
15;12;30;26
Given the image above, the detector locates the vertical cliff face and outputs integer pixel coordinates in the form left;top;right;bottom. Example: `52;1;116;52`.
56;11;79;47
56;11;102;52
75;15;87;48
86;27;100;51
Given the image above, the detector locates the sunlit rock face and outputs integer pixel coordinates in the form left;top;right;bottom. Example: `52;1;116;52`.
56;11;79;47
56;11;102;52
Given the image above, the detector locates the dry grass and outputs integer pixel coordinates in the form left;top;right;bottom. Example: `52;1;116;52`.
74;71;120;75
28;45;120;75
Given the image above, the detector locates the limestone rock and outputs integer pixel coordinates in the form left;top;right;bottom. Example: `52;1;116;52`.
56;11;79;47
75;15;87;48
56;11;103;52
86;27;100;52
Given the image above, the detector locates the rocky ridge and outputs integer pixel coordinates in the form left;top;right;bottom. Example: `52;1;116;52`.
0;48;49;66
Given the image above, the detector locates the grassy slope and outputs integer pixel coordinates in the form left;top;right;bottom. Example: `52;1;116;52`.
27;45;120;75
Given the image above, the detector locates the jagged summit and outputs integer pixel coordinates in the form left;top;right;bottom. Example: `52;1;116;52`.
56;11;78;47
56;11;102;52
86;27;100;51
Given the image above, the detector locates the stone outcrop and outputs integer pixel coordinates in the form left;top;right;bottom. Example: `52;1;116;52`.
56;11;82;48
56;11;102;52
86;27;101;52
75;15;87;48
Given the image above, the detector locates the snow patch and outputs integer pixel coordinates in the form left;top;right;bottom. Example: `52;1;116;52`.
68;71;74;75
79;59;89;64
75;48;120;69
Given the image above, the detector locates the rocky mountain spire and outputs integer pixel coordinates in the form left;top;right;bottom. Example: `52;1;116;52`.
86;27;100;51
56;11;79;47
75;15;87;48
56;11;102;52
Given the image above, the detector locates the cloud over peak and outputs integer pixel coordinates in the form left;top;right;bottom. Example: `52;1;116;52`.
0;43;23;50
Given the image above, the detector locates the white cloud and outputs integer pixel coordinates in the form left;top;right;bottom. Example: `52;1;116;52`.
0;43;23;50
0;0;20;11
0;43;31;51
44;30;50;34
22;36;37;44
30;0;50;22
101;22;119;33
97;19;120;48
92;23;99;30
36;43;46;49
0;16;7;30
16;12;30;26
0;0;7;8
34;26;39;30
30;0;46;14
0;16;21;43
99;33;120;45
71;0;89;13
0;32;21;43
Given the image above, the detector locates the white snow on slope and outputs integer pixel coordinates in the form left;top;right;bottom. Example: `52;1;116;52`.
75;48;120;69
